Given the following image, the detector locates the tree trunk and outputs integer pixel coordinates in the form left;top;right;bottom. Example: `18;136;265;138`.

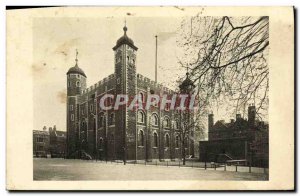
183;146;186;165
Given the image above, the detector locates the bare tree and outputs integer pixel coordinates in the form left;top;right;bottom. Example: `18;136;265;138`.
177;109;205;165
177;16;269;119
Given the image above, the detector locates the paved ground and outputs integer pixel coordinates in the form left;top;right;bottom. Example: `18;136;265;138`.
33;158;268;181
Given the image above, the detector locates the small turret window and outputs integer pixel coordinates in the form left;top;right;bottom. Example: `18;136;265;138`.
71;114;74;121
90;104;93;112
76;81;81;87
68;81;71;87
70;105;73;111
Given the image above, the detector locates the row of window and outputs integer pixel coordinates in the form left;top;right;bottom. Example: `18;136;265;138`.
138;111;180;129
96;132;185;150
35;137;46;143
71;113;116;127
68;74;81;79
71;110;179;129
69;104;94;113
138;131;183;148
67;81;82;87
115;54;136;65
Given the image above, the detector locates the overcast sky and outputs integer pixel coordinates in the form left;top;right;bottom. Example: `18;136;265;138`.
33;16;240;131
32;17;187;130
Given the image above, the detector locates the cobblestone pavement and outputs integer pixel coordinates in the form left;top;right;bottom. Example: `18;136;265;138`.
33;158;268;181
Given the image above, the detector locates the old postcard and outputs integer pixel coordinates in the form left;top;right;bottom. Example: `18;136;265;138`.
6;6;294;190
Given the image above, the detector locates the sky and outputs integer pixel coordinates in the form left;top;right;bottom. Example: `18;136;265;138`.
32;16;241;131
33;17;186;131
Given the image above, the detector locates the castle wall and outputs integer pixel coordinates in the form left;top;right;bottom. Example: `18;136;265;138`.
66;28;195;161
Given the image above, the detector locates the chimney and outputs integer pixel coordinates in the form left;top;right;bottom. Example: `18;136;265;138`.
43;126;47;131
208;114;214;132
236;114;241;120
248;105;256;127
53;125;56;131
230;119;235;123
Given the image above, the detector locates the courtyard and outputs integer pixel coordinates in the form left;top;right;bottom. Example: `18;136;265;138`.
33;158;268;181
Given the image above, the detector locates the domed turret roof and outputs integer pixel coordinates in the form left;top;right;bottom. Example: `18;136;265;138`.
179;72;195;91
66;49;86;77
67;65;86;77
113;26;138;51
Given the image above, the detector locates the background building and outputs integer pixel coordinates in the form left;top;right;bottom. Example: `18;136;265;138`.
33;126;66;158
66;25;195;161
33;126;50;157
49;125;67;158
199;105;269;167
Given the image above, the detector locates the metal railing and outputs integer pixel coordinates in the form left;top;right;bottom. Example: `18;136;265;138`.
90;159;268;174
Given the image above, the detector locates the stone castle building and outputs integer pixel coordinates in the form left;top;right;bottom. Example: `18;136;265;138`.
66;25;195;161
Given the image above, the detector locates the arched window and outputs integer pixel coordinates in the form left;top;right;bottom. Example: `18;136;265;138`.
151;114;159;126
153;132;158;147
90;104;93;112
139;92;144;102
99;138;104;149
175;121;180;129
76;81;80;87
165;134;170;148
109;113;115;125
164;117;170;128
110;133;114;143
138;111;145;123
139;130;144;146
93;118;96;130
175;135;179;148
99;113;105;127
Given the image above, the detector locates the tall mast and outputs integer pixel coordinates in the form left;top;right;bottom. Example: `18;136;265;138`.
155;35;158;83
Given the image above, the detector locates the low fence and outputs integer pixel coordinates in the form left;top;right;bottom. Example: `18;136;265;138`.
93;159;268;174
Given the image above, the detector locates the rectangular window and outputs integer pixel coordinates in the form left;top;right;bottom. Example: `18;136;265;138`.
117;78;120;84
70;105;73;111
71;114;74;121
90;104;93;112
36;137;44;142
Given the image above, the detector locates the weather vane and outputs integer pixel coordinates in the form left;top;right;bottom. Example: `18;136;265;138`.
75;49;78;65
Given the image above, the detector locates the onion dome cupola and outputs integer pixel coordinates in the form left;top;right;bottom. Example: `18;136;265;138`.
179;72;195;93
66;49;86;77
113;25;138;51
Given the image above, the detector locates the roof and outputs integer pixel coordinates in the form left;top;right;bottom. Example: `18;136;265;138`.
113;26;138;51
67;65;86;77
54;130;66;137
33;130;49;135
179;73;195;91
